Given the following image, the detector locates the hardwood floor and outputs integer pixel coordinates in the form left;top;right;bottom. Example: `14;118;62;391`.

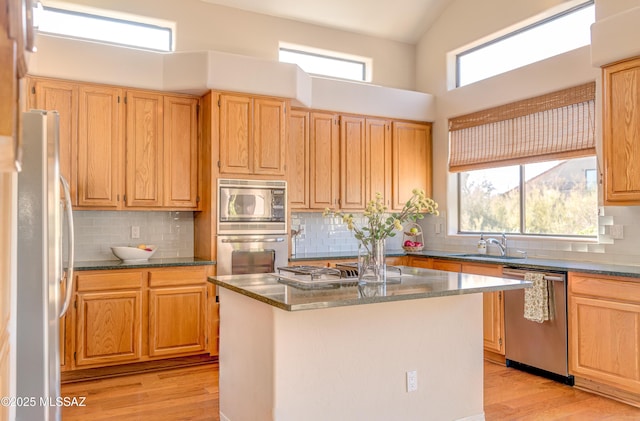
62;361;640;420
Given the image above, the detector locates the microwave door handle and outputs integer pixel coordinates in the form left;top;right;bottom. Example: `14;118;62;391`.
221;238;285;243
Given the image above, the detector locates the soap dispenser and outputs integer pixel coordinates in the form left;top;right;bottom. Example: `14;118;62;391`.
477;234;487;254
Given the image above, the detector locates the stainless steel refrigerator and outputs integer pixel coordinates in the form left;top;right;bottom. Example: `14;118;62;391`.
17;110;75;421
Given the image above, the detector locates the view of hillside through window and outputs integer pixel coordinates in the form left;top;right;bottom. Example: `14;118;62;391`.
459;156;598;237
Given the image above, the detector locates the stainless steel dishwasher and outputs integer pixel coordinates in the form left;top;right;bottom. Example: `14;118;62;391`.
502;267;574;385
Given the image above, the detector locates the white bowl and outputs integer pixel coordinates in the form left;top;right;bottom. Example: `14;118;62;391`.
111;245;157;262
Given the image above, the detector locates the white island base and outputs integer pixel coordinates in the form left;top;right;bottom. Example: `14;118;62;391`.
218;287;486;421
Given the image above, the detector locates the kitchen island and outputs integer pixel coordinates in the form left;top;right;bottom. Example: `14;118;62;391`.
210;266;529;421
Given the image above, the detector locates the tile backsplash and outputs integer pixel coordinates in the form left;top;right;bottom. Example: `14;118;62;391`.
69;211;194;261
291;212;404;255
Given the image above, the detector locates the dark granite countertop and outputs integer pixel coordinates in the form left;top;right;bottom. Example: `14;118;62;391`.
291;248;640;280
411;250;640;279
209;265;529;311
74;257;215;271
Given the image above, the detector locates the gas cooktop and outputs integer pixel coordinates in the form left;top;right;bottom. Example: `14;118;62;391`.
271;264;404;289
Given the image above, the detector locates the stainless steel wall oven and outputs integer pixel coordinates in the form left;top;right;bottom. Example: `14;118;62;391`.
216;179;288;276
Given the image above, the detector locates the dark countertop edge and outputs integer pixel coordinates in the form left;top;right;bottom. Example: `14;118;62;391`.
74;258;215;271
208;275;528;312
292;249;640;279
412;251;640;279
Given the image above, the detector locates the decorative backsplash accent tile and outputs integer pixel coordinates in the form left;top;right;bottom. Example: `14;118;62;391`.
68;211;194;261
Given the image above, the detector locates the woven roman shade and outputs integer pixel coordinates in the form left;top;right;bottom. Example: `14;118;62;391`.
448;82;596;172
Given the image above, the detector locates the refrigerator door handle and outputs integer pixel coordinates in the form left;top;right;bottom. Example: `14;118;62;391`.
59;175;75;318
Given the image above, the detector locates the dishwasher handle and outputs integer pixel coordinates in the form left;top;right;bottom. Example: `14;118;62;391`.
502;269;566;283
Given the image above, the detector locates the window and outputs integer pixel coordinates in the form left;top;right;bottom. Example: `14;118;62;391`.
456;1;594;87
450;83;597;238
279;45;370;82
34;4;174;52
459;157;598;236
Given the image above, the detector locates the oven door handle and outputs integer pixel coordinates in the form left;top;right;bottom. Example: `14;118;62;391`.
221;237;285;243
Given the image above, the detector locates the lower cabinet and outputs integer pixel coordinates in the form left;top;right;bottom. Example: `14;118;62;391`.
74;270;144;367
568;272;640;406
68;265;214;371
148;268;207;357
408;257;505;358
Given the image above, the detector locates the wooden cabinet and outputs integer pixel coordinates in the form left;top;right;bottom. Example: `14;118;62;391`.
28;77;200;210
163;95;199;208
310;111;340;209
148;268;207;357
366;118;392;206
218;93;287;176
288;109;310;209
568;272;640;406
69;265;213;371
77;84;124;208
27;77;78;203
391;121;432;210
603;57;640;205
125;90;163;207
340;115;367;209
75;271;143;367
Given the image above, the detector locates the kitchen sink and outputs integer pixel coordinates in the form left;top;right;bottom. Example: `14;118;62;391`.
450;253;525;260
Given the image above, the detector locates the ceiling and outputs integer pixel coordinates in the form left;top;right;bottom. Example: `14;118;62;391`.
200;0;454;44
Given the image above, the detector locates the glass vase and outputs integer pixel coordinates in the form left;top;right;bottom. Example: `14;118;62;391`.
358;239;386;284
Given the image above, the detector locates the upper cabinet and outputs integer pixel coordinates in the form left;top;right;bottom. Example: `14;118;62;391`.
309;111;340;209
289;109;430;212
603;57;640;205
340;115;367;210
77;84;124;208
28;77;200;210
288;109;310;209
218;92;288;177
391;121;432;211
27;78;79;203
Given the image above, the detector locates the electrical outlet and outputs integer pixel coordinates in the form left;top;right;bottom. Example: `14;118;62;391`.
406;370;418;392
131;226;140;239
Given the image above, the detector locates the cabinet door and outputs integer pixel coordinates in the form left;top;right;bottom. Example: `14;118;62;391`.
75;290;142;366
253;97;286;175
77;85;123;208
28;77;78;204
366;118;391;206
462;262;505;355
340;116;367;209
219;94;252;174
569;274;640;395
603;58;640;205
125;90;163;207
409;257;432;269
164;95;199;208
391;121;432;210
148;285;207;357
482;291;504;354
310;112;339;209
432;259;461;272
288;109;310;209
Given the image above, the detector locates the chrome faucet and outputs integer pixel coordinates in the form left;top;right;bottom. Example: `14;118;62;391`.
485;233;507;256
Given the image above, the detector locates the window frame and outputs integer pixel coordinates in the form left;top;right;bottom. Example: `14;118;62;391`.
455;0;594;88
278;43;372;83
456;156;598;239
35;4;175;52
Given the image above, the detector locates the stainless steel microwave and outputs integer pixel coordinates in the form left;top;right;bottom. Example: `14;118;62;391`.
217;178;287;234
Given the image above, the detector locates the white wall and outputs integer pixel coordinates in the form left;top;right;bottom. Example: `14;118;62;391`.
41;0;415;91
414;0;640;265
